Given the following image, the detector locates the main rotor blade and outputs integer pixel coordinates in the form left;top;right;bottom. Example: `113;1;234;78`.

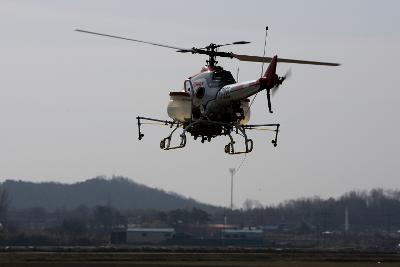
75;29;192;51
232;53;340;66
219;41;251;47
197;41;251;50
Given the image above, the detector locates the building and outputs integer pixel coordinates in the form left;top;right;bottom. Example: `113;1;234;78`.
221;228;264;247
110;228;127;244
126;228;175;244
222;228;264;239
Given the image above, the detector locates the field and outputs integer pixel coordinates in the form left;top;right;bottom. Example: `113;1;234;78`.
1;248;399;267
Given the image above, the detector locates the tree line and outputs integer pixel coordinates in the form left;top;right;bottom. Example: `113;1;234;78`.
221;189;400;233
1;181;400;246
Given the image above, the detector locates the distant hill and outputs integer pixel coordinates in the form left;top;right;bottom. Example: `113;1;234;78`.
1;177;219;212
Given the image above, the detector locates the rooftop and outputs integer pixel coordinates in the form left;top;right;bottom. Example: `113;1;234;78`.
127;228;175;233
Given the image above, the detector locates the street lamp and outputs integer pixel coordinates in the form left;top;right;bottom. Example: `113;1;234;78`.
229;168;236;210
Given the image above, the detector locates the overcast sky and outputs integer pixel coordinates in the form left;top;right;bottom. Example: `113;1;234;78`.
1;0;399;208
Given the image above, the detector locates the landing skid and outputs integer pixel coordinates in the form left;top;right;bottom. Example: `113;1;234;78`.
160;125;187;150
136;116;280;154
224;126;254;155
223;123;279;154
136;116;186;150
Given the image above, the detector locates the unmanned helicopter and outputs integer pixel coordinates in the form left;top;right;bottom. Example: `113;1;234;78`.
76;28;339;154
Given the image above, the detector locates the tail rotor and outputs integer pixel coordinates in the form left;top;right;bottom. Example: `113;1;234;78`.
272;68;291;96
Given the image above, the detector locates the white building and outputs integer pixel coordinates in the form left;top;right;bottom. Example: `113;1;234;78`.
222;228;263;239
126;228;175;244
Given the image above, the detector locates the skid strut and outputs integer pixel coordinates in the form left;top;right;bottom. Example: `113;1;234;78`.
224;126;254;155
159;125;187;150
137;116;280;154
136;116;187;150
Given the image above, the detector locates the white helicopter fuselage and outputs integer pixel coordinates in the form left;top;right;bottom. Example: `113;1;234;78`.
207;79;259;111
189;66;260;106
168;66;260;124
75;29;338;152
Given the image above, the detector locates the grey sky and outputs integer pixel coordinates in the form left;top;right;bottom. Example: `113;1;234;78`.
1;0;399;207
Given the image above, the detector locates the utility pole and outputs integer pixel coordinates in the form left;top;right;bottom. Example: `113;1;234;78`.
229;168;236;210
344;207;350;233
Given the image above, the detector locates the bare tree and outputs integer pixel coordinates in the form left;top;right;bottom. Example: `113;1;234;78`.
243;199;255;210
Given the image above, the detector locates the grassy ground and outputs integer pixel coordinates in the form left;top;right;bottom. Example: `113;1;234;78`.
0;262;398;267
0;250;399;266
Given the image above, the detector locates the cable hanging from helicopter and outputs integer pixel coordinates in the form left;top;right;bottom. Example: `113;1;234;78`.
75;28;340;154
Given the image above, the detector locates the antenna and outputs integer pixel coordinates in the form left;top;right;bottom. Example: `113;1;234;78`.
246;26;271;118
260;26;269;77
259;26;274;114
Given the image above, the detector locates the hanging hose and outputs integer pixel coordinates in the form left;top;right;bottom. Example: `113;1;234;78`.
235;153;247;174
244;26;269;118
231;26;269;172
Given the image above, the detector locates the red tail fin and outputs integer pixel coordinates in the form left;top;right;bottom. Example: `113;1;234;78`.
264;55;277;78
259;55;278;89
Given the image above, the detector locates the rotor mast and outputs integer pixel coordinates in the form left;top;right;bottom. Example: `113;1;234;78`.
205;43;219;67
191;44;234;67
